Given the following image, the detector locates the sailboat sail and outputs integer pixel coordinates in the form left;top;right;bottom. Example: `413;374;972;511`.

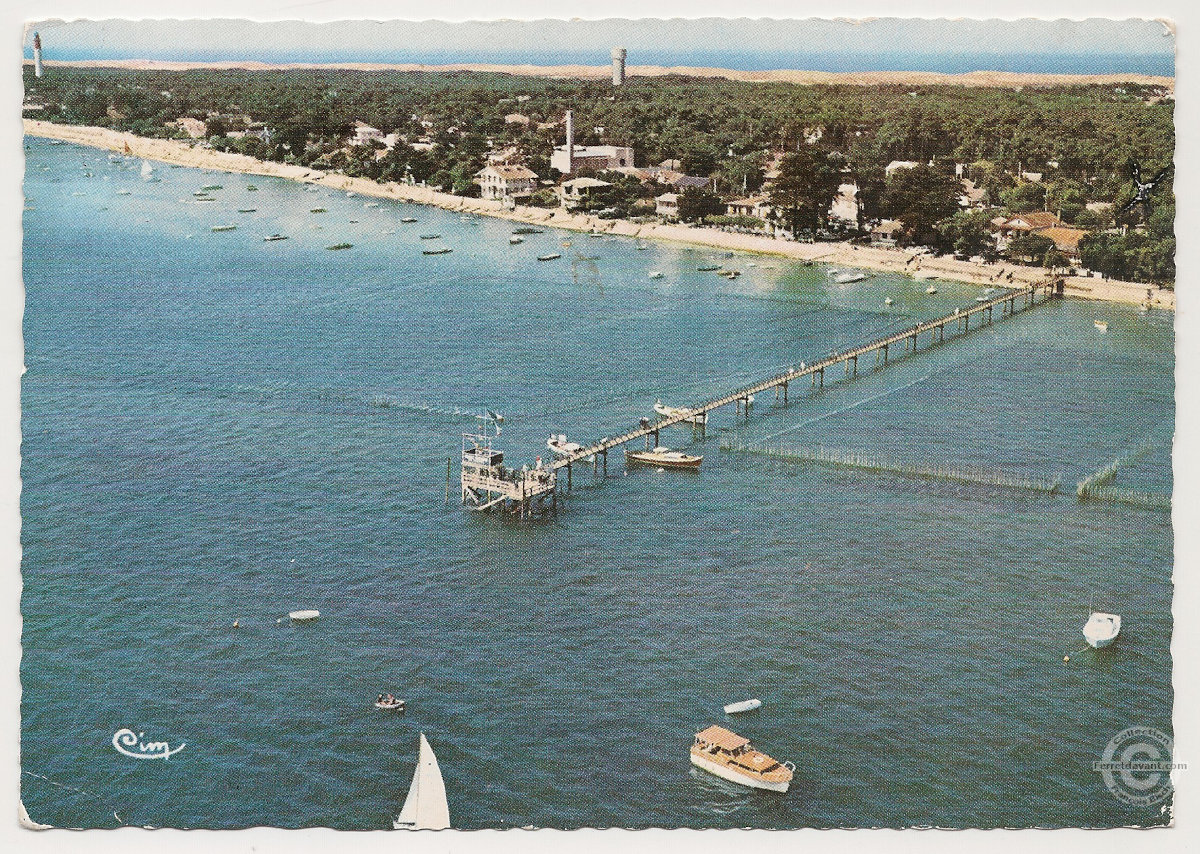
393;733;450;830
141;160;154;178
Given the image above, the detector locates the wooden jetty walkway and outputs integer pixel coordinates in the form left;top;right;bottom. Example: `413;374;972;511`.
459;278;1063;516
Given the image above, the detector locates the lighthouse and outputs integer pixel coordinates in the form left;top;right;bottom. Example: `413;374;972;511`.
611;47;626;86
33;31;43;78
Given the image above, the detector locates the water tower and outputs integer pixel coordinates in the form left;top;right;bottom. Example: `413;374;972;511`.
611;47;626;86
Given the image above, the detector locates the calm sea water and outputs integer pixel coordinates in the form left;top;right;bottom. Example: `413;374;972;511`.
21;138;1174;829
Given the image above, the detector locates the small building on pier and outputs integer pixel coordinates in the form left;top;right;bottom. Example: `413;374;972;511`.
460;434;556;517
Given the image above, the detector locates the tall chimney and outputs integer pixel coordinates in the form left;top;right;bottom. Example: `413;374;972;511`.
611;47;627;86
565;110;574;174
33;31;43;78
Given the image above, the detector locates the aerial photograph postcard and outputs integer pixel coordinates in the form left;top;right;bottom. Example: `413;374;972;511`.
17;9;1179;835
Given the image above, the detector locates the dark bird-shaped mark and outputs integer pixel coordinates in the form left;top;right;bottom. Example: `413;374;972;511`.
1120;162;1173;213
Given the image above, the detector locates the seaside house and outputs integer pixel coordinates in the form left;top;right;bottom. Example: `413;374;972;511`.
352;121;384;146
558;177;613;210
871;219;904;246
997;211;1064;240
475;164;538;201
726;195;772;221
655;192;680;220
486;145;523;164
959;179;988;209
829;183;860;224
172;116;209;139
1030;225;1089;264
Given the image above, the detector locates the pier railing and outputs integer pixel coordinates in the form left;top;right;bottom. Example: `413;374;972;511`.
546;279;1061;471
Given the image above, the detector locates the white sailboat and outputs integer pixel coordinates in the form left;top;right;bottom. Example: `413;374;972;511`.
394;733;451;830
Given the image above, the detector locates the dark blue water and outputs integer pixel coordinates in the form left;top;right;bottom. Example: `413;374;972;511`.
21;138;1173;829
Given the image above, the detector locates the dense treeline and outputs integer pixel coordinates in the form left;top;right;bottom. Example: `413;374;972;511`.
23;66;1174;281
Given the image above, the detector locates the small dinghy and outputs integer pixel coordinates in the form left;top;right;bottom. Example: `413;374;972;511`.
400;216;418;223
925;285;938;294
289;609;320;622
423;247;453;255
1083;612;1121;648
419;234;442;240
310;207;327;213
394;734;451;830
375;697;406;712
538;253;562;261
724;698;762;715
263;233;288;241
697;264;721;272
884;297;894;306
211;224;237;232
1094;320;1109;332
509;236;525;244
834;272;866;284
649;271;665;279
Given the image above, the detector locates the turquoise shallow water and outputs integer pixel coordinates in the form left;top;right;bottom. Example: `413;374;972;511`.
21;138;1173;829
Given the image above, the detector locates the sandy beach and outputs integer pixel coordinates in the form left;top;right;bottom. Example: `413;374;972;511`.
24;118;1173;310
28;59;1174;91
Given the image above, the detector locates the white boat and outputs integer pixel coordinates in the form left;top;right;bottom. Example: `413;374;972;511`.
1083;612;1121;648
925;285;938;294
140;161;154;179
913;270;940;281
976;296;989;302
375;698;406;711
649;271;665;279
834;272;867;284
1094;320;1109;332
547;433;585;456
626;446;702;469
884;297;894;306
509;236;525;244
691;725;793;792
723;698;762;715
288;609;320;622
654;400;708;425
394;733;451;830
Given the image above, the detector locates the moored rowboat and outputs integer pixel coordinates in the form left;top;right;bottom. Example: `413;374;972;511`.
625;446;701;469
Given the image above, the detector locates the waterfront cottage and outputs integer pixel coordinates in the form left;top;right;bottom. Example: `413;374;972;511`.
475;164;538;201
871;219;904;245
352;121;384;146
558;176;613;209
727;195;773;220
656;192;680;220
1035;226;1089;263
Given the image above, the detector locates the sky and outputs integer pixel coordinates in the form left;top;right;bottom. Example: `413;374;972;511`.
22;17;1176;75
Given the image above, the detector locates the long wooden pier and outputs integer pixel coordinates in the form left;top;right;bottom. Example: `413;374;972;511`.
462;278;1063;512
